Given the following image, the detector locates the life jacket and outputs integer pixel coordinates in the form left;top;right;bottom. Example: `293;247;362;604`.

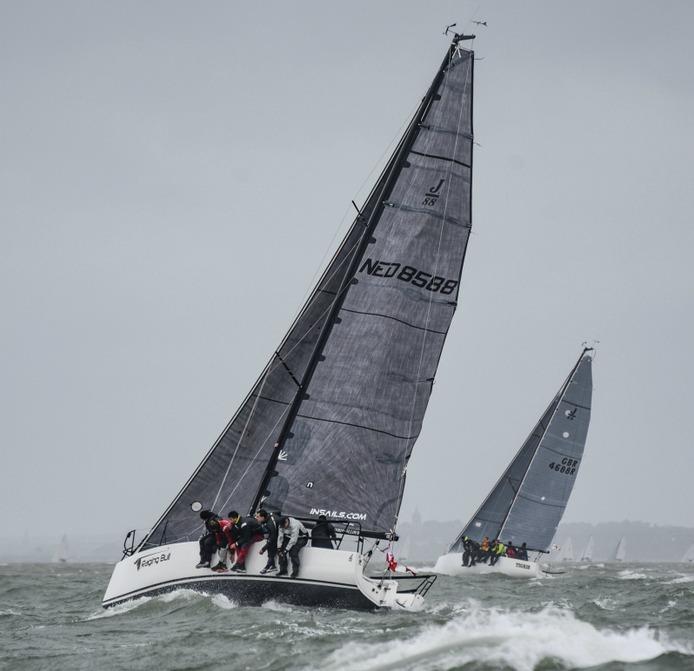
495;542;506;555
481;539;490;551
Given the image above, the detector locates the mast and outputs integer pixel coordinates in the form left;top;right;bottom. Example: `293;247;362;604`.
249;35;472;516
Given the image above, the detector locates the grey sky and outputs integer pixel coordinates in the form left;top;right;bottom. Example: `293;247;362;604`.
1;1;693;540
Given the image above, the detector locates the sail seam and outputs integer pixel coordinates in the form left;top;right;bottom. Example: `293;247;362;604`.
538;443;581;460
339;306;447;335
419;123;473;140
410;148;470;168
295;412;419;441
514;492;566;509
382;201;468;228
560;399;591;411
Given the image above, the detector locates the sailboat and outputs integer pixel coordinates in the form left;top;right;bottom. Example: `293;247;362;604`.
681;544;694;562
560;537;574;562
613;537;627;562
434;349;594;578
580;536;594;562
103;31;476;610
52;535;69;563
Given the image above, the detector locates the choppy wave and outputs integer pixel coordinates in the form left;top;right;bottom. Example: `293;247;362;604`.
322;606;691;671
2;562;694;671
618;569;650;580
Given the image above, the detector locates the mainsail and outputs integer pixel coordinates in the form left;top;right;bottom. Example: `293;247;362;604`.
141;37;475;549
450;349;593;553
581;536;594;561
613;537;627;561
560;537;574;561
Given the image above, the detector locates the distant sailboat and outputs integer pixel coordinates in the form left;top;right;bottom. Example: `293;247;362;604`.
560;537;574;562
52;535;69;563
102;31;476;611
580;536;594;562
682;544;694;562
613;537;627;562
435;349;594;578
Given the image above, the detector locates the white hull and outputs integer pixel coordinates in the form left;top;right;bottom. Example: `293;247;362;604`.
103;541;433;611
434;552;543;578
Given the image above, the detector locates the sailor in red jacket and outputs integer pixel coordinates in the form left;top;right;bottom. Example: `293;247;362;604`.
211;517;238;572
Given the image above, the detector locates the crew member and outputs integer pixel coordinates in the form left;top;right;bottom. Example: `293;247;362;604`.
227;510;263;572
277;516;309;578
478;536;491;563
196;510;225;569
461;536;477;567
310;515;337;549
256;509;279;574
489;539;506;566
517;542;528;561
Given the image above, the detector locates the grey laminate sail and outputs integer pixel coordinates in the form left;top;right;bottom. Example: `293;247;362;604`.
450;349;593;553
141;36;475;549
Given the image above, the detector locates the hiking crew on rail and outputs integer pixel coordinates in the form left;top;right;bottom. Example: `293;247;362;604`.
195;509;330;577
459;536;529;566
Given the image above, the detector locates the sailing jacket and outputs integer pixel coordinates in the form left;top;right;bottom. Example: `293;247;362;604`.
261;516;279;550
278;518;309;551
311;520;337;548
236;517;263;548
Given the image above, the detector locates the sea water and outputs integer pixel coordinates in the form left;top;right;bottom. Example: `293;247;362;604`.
1;561;693;670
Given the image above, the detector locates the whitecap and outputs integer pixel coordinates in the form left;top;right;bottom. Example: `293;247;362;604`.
320;606;692;671
618;569;649;580
659;599;677;613
0;608;21;616
86;596;152;620
663;574;694;585
592;597;616;611
261;599;294;612
210;593;238;610
158;588;201;603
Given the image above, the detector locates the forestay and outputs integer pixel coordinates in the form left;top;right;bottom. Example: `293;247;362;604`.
141;39;475;549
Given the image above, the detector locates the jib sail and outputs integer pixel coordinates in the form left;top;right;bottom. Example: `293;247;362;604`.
450;349;593;553
141;36;474;549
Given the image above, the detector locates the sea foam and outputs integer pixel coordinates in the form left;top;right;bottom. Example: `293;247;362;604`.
322;606;691;671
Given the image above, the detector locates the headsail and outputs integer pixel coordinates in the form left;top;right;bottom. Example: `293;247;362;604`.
450;349;593;553
141;36;475;549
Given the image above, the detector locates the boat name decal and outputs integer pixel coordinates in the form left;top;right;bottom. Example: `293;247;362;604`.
548;457;579;476
359;258;458;295
310;508;367;521
134;551;172;571
514;562;531;570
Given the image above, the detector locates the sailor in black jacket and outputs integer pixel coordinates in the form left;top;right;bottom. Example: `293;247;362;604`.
311;515;337;549
256;509;279;574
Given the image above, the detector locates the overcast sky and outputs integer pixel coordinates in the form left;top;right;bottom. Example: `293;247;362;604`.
2;0;693;540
